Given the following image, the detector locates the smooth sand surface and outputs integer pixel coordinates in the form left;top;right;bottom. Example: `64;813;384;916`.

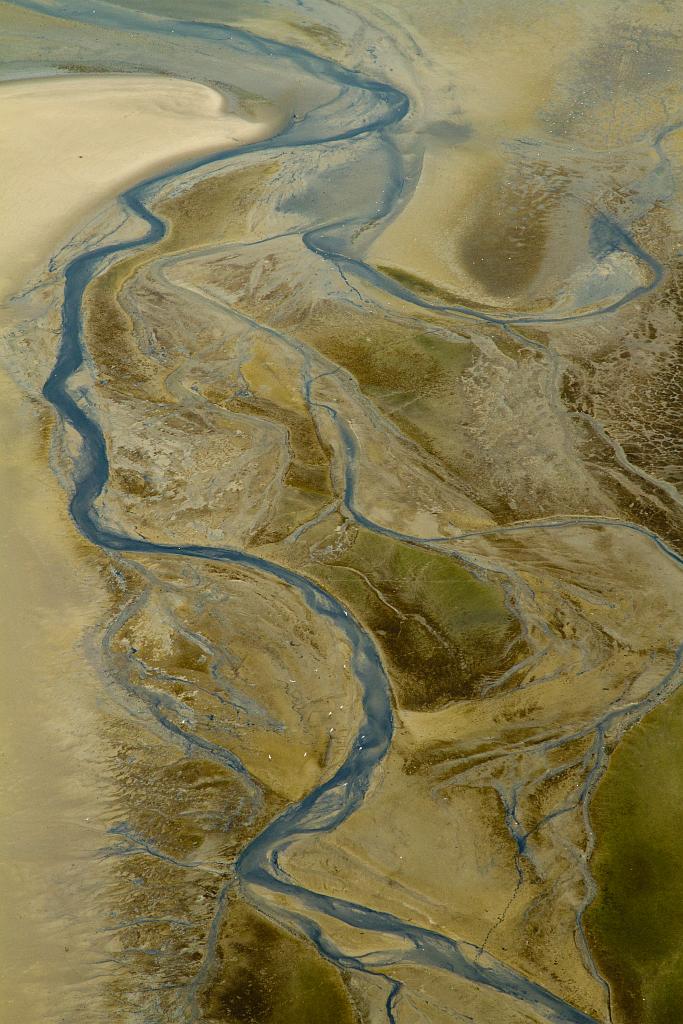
0;74;271;301
0;367;113;1023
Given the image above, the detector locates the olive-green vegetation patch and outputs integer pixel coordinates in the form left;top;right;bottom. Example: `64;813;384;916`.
284;18;344;54
228;394;332;498
300;304;473;401
84;161;278;397
108;758;245;861
111;465;161;499
308;526;523;711
156;159;279;251
585;684;683;1023
201;900;358;1024
561;363;683;553
251;486;333;546
58;63;120;73
86;273;167;396
295;304;478;475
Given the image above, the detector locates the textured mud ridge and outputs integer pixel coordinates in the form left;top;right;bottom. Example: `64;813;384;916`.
2;1;683;1023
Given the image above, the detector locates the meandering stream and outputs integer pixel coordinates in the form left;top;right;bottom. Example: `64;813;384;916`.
14;2;683;1022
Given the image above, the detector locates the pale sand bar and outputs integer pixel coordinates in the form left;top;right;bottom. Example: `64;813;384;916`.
0;73;273;301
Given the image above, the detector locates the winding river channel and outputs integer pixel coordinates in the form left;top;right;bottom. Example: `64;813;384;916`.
7;2;683;1023
34;10;604;1023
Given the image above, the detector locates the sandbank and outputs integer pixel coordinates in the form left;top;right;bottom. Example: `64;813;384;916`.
0;366;113;1023
0;73;274;301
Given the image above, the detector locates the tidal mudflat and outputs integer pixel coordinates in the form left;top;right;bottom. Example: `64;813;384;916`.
1;2;682;1023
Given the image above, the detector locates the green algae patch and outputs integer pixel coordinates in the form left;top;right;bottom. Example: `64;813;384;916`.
283;18;344;55
295;304;480;474
585;684;683;1023
308;526;523;711
201;900;358;1024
